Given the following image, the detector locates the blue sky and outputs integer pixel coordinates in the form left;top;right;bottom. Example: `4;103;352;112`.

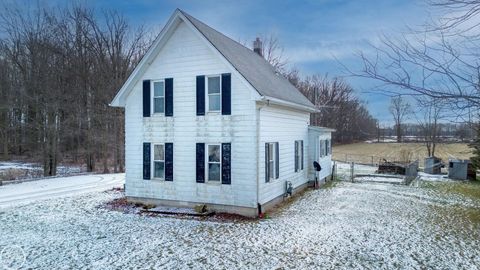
83;0;432;124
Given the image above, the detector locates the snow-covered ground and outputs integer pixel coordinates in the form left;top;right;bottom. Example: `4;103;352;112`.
0;176;479;269
0;174;124;209
0;161;84;181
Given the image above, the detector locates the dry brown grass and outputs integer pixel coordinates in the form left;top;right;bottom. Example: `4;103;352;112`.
333;142;473;164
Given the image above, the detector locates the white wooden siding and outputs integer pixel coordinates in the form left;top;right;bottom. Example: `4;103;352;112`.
257;104;311;204
308;131;333;181
124;21;258;208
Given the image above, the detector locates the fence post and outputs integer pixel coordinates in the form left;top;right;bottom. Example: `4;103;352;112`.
371;156;374;166
350;162;354;182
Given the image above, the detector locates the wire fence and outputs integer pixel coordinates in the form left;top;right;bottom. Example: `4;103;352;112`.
337;154;398;166
332;157;419;184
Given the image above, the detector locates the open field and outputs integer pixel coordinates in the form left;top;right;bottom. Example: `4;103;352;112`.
333;142;473;165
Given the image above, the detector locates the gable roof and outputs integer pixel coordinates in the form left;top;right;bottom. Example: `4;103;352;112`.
110;9;315;111
179;10;315;110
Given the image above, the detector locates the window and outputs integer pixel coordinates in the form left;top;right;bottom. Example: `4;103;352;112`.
266;142;278;181
207;144;221;182
326;139;331;155
152;80;165;113
319;139;324;158
152;144;165;179
207;75;221;112
295;140;304;172
325;140;330;156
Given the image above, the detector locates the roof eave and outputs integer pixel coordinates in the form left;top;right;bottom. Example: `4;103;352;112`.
260;96;317;112
308;126;336;133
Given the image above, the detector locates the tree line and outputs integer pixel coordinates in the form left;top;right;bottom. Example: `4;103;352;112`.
0;4;150;175
0;3;379;177
286;72;377;143
253;35;379;144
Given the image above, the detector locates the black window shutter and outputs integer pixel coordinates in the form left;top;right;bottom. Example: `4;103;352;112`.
221;73;231;115
165;78;173;117
301;140;304;170
265;143;269;182
320;140;324;158
196;76;205;116
275;142;279;179
196;143;205;183
221;143;231;185
165;143;173;181
143;142;151;180
294;141;298;172
143;80;151;117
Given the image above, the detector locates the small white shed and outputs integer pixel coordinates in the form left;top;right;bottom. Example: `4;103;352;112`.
308;126;335;184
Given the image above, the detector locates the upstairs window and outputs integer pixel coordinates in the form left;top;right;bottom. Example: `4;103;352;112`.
207;75;221;112
153;144;165;179
207;144;221;182
152;80;165;113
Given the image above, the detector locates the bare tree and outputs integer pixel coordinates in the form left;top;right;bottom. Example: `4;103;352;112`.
0;2;148;175
287;72;378;143
347;0;480;167
243;34;288;73
389;96;411;142
349;0;480;117
470;123;480;170
416;98;444;156
259;34;288;73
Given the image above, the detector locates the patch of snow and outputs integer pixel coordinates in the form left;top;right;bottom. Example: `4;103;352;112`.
0;161;85;181
355;176;405;184
0;162;41;171
0;174;124;209
417;172;450;182
0;180;479;269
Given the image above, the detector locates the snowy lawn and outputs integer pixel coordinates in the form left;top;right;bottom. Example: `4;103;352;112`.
0;161;84;181
0;174;124;209
1;180;480;269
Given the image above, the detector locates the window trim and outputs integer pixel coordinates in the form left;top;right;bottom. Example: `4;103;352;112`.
151;79;165;114
206;75;222;113
151;143;165;180
206;143;222;183
268;142;277;181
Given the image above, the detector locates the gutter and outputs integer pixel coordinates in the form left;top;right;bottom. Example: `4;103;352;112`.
260;96;318;113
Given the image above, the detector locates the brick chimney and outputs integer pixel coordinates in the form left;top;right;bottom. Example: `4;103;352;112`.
253;37;263;57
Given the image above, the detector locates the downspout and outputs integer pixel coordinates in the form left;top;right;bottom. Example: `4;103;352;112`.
256;102;266;215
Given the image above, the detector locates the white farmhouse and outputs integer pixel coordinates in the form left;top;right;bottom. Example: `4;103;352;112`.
110;9;333;217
